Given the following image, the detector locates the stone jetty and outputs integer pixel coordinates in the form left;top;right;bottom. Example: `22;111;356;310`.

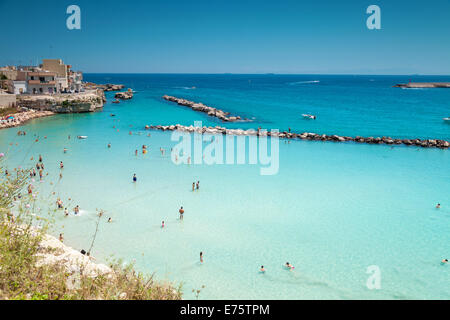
0;110;55;130
146;124;450;149
162;95;250;122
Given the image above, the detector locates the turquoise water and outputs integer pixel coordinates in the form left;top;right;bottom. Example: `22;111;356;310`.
1;74;449;299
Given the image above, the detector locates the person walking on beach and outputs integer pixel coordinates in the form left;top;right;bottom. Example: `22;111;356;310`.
179;206;184;220
133;174;137;183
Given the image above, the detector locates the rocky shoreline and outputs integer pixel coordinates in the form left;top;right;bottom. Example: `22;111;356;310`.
84;82;125;92
163;95;250;122
0;110;55;130
147;124;450;149
37;232;112;278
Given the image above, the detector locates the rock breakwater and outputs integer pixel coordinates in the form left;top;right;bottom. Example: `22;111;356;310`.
147;124;450;149
163;95;250;122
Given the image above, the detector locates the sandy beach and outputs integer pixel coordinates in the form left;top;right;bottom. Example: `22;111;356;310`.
0;110;55;130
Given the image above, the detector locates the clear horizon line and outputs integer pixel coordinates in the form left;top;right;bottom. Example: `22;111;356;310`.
81;72;450;77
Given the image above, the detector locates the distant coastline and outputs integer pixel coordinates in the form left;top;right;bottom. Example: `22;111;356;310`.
393;82;450;89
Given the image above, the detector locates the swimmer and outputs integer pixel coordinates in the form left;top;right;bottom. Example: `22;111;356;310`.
436;203;441;209
135;150;138;156
285;262;294;270
60;161;64;169
107;217;112;223
260;265;266;273
200;252;203;263
179;206;184;219
442;259;448;264
63;148;67;153
133;174;137;182
39;155;42;163
74;205;80;215
108;143;111;148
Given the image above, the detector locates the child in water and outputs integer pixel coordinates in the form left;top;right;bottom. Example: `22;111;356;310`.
133;174;137;182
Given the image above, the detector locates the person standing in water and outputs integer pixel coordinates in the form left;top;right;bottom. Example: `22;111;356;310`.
161;221;165;228
60;161;64;169
196;181;200;190
192;182;195;191
436;203;441;209
39;155;43;163
260;266;266;273
133;174;137;182
179;206;184;219
108;143;111;148
59;233;64;242
200;252;203;263
285;262;294;270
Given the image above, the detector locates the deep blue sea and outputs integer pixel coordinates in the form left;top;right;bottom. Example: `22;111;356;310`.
1;74;449;299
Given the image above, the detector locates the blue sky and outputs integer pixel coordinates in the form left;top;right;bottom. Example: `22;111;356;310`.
1;0;449;74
